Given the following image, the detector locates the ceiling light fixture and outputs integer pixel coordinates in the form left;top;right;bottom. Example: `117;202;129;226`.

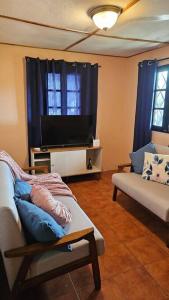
88;5;122;30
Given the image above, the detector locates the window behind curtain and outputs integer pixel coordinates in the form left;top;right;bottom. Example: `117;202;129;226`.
152;65;169;132
26;57;98;147
47;73;81;116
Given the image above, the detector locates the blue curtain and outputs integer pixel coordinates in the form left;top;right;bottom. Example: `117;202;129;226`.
26;57;98;147
133;60;158;151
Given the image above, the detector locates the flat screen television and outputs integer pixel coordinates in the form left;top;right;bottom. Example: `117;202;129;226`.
41;115;94;148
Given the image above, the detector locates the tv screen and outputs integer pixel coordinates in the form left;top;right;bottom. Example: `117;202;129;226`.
41;115;94;147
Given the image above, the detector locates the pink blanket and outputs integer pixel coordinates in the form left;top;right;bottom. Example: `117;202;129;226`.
0;150;74;198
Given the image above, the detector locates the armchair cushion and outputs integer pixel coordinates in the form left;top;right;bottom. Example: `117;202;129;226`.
129;143;156;174
142;152;169;185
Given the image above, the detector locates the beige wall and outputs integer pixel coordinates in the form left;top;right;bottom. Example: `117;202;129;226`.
0;43;169;171
0;44;128;170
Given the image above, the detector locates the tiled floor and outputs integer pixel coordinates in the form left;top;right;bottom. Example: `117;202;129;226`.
20;172;169;299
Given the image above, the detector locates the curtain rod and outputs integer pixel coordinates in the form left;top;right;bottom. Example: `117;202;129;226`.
156;57;169;62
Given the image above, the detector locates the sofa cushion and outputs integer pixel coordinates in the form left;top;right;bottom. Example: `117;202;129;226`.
14;179;32;201
112;172;169;222
129;143;157;174
15;199;67;243
142;152;169;185
29;195;104;278
31;185;72;227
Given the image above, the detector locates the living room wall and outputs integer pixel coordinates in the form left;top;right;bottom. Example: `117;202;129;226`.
0;43;128;170
1;43;169;171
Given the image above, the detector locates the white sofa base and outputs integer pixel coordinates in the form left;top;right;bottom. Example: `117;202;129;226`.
112;144;169;247
112;172;169;222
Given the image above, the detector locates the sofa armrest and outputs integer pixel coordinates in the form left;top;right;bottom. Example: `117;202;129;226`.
118;163;131;172
4;227;94;258
23;165;49;174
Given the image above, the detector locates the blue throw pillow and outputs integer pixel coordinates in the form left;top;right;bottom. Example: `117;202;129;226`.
15;199;66;243
129;143;157;174
14;179;32;201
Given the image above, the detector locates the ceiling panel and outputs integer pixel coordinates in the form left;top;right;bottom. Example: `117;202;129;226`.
70;35;159;57
0;18;86;49
0;0;168;56
0;0;129;32
102;0;169;42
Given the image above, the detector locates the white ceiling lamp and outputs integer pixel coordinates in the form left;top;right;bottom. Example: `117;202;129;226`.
88;5;122;30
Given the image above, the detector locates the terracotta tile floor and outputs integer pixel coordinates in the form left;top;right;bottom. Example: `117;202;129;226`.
22;172;169;300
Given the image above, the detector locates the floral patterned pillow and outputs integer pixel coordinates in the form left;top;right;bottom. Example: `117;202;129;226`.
142;152;169;185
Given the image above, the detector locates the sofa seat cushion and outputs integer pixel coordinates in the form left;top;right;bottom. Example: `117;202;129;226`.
112;173;169;222
29;196;104;278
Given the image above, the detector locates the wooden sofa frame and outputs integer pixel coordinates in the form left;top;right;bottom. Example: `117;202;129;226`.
1;165;101;299
112;163;169;248
2;227;100;299
112;163;132;202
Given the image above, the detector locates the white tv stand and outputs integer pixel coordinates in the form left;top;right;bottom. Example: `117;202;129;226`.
30;146;102;177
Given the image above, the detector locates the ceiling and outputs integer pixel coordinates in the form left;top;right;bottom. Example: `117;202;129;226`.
0;0;169;57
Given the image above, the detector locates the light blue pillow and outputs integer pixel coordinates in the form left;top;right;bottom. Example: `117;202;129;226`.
15;199;66;242
129;143;157;174
14;179;32;201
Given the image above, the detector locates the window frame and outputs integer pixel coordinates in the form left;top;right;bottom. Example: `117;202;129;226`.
152;64;169;133
47;72;81;116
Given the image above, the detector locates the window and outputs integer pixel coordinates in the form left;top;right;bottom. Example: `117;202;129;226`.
152;65;169;132
47;73;80;115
